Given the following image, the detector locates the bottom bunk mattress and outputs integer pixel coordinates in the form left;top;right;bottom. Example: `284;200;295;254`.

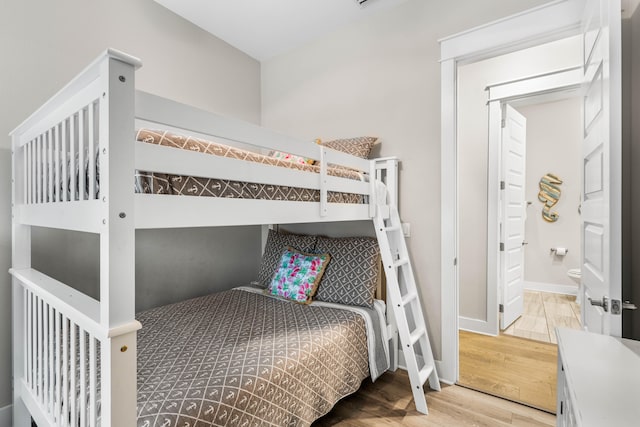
135;287;389;427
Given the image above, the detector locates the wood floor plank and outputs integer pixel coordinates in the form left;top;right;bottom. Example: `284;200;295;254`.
314;370;555;426
504;291;581;344
458;330;558;413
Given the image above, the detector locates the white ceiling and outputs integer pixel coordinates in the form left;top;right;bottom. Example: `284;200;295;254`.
153;0;409;61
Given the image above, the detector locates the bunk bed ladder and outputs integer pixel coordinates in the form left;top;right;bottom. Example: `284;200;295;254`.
374;204;440;414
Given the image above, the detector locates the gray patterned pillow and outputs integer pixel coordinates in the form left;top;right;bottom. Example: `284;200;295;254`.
313;236;381;308
320;136;378;159
257;229;318;288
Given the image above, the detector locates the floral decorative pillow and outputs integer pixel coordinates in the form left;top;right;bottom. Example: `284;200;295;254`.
267;247;331;304
258;229;318;288
269;150;315;165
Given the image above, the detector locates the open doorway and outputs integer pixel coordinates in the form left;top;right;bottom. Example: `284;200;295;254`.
501;96;583;344
455;38;585;412
457;36;583;338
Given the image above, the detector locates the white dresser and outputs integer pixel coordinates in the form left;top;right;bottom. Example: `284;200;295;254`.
556;328;640;426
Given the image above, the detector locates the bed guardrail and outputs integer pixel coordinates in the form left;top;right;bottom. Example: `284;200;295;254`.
12;269;105;427
11;49;141;427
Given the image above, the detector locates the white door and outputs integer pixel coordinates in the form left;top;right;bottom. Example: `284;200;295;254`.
500;104;527;330
581;0;622;335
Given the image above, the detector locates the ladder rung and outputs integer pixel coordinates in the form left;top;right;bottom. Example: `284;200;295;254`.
401;292;417;306
409;327;426;346
418;365;434;386
385;225;402;232
393;258;409;268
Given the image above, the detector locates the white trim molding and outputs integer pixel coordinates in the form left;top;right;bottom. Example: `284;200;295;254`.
459;317;498;336
0;404;12;427
524;280;579;296
439;0;584;385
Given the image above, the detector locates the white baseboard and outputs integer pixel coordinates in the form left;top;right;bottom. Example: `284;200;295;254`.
458;316;498;336
0;404;12;427
524;280;579;296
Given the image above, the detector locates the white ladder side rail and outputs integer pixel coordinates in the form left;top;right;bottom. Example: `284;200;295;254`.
373;181;440;415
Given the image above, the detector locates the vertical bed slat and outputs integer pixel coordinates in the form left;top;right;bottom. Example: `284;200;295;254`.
48;305;55;415
22;289;27;396
36;135;42;204
31;292;36;391
62;119;69;202
88;103;96;200
30;140;36;204
70;322;77;427
42;133;47;203
70;114;77;202
89;337;96;427
78;108;85;201
23;143;28;204
26;142;31;204
44;132;49;203
62;318;69;426
25;290;31;388
55;124;61;202
48;128;54;202
43;302;49;408
55;311;62;424
79;327;86;427
37;297;43;402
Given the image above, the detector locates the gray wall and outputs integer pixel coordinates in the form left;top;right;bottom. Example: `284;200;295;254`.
261;0;550;359
0;0;262;410
625;8;640;340
519;98;582;288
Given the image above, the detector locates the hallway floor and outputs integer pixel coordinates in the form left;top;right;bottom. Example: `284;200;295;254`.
458;330;558;413
503;290;581;344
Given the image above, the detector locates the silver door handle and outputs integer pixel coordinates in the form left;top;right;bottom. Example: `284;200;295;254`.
623;301;638;311
588;296;609;312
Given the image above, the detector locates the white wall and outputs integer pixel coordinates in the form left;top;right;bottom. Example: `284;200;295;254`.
261;0;552;359
518;98;582;288
457;37;582;321
0;0;262;410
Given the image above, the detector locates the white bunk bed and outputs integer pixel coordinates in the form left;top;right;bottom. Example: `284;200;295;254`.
10;49;438;427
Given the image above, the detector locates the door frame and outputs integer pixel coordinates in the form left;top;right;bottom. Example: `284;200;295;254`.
439;0;585;384
489;68;582;335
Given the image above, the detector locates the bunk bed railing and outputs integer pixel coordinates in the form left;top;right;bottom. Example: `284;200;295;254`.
11;49;142;427
135;91;371;172
11;269;104;427
134;90;375;222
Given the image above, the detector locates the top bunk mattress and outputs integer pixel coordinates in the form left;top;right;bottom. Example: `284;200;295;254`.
134;129;367;204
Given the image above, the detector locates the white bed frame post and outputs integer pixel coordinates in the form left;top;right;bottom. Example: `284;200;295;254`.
97;54;141;427
12;132;32;426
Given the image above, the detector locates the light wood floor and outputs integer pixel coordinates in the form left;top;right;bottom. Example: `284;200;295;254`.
503;290;581;343
314;369;555;426
459;330;558;413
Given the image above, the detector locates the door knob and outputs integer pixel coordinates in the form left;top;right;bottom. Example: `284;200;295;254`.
588;296;608;312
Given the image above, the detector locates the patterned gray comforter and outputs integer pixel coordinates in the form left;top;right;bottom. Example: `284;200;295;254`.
135;288;385;427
